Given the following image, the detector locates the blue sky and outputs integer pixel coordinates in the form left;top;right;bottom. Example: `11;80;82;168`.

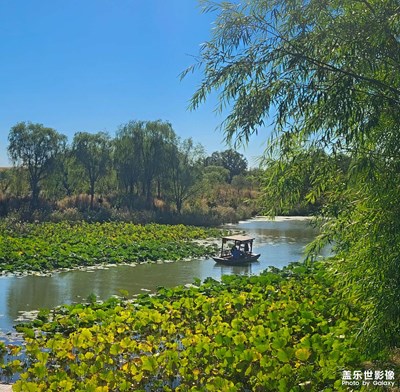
0;0;270;167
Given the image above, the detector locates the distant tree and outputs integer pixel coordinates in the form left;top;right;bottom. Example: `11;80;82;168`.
206;149;247;183
245;168;263;191
199;165;230;208
7;122;66;208
137;121;176;205
43;140;78;200
113;120;178;207
114;122;143;195
231;174;251;193
0;168;13;195
55;141;75;197
168;138;205;214
202;165;230;186
72;132;111;209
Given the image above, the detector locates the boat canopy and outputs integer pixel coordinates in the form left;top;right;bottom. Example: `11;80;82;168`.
222;235;254;243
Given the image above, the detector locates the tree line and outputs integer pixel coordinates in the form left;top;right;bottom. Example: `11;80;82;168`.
1;120;257;223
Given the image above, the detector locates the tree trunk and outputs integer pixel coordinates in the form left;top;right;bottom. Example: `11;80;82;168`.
90;181;95;210
146;179;152;207
30;179;40;210
157;179;161;199
176;198;182;214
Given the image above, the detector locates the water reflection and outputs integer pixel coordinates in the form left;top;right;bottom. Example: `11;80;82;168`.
0;218;319;333
6;276;61;320
213;263;256;276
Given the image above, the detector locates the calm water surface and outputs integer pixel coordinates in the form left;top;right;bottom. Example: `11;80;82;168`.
0;218;319;334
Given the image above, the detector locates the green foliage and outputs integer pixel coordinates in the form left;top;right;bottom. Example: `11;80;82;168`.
167;138;205;213
205;149;248;183
185;0;400;354
0;341;23;384
72;132;112;210
185;0;400;148
261;148;350;216
7;122;66;208
9;262;374;391
0;168;30;203
113;121;144;195
114;120;177;206
0;222;220;273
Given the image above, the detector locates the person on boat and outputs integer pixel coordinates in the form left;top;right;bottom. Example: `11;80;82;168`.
231;245;241;259
244;242;250;254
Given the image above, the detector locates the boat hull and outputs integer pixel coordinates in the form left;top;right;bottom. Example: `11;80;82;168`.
212;253;261;265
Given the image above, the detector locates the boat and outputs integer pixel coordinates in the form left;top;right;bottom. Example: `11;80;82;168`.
212;234;261;265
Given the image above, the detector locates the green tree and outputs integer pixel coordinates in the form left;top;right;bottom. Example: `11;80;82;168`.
0;168;13;195
113;120;178;208
54;141;75;198
261;148;349;216
114;122;143;195
205;149;247;183
72;132;111;209
136;121;176;206
202;165;230;187
199;165;230;208
186;0;400;353
42;140;80;200
7;122;66;208
168;138;205;214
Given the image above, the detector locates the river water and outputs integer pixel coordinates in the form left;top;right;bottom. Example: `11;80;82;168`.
0;217;320;336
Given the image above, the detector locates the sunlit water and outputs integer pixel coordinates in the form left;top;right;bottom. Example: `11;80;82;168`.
0;217;323;335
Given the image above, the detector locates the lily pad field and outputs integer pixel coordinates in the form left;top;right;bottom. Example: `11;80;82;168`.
2;262;371;391
0;222;221;274
0;222;398;390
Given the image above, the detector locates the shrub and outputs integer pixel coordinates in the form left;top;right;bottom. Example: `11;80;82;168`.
57;194;111;212
49;208;83;222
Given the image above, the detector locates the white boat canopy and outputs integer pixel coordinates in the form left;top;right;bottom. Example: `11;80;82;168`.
222;235;255;243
